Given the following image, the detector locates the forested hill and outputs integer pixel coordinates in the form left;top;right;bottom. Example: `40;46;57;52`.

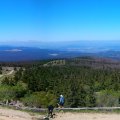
43;57;120;69
0;57;120;108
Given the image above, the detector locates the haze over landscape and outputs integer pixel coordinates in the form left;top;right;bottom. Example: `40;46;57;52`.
0;0;120;61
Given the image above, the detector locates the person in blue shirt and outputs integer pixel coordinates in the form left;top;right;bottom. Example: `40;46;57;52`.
58;95;65;108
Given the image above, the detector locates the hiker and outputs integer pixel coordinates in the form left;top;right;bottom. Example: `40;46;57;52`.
58;94;65;108
48;105;54;118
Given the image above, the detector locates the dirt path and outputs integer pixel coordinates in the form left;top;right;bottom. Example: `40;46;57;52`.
0;70;14;78
0;108;120;120
54;112;120;120
0;75;3;78
6;70;14;75
0;108;42;120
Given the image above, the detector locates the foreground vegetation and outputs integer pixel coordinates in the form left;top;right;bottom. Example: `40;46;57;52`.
0;57;120;108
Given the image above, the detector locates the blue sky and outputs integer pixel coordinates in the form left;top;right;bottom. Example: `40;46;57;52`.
0;0;120;46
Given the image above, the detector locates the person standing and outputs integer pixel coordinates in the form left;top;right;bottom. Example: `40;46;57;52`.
48;105;54;118
58;95;65;108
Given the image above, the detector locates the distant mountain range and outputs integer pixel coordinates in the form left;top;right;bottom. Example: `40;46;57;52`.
0;45;120;61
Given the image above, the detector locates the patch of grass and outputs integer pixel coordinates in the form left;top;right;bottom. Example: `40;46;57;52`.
54;109;120;114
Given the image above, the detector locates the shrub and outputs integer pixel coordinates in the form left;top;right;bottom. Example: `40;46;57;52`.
21;91;57;108
0;85;16;101
96;90;120;107
13;81;28;98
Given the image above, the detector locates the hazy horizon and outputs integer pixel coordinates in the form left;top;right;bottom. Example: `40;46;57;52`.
0;0;120;46
0;40;120;52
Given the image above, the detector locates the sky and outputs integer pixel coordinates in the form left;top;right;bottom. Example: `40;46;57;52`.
0;0;120;46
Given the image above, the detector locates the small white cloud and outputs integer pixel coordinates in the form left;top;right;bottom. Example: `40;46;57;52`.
4;49;23;52
49;53;59;56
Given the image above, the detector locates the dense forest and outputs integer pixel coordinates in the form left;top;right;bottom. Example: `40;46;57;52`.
0;57;120;108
